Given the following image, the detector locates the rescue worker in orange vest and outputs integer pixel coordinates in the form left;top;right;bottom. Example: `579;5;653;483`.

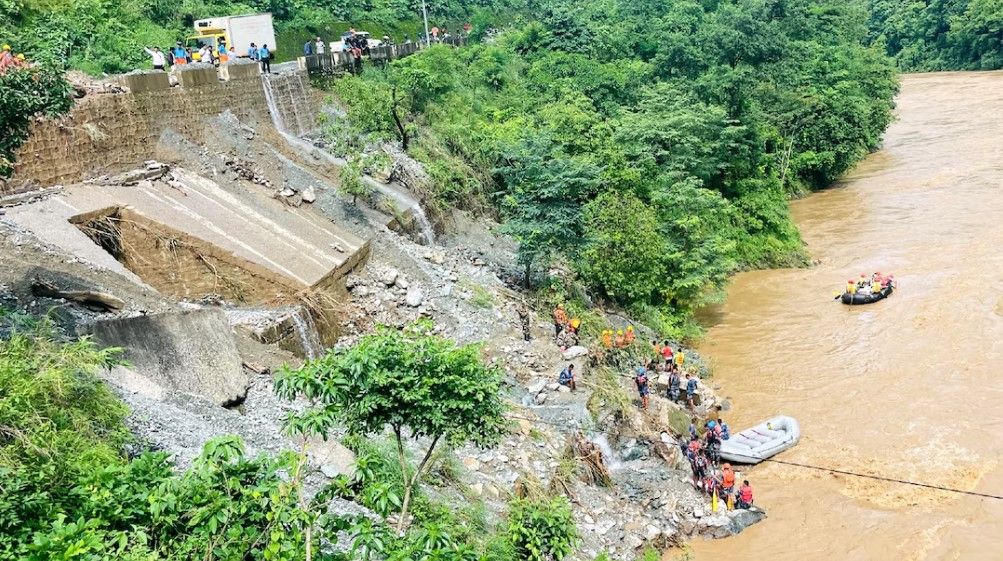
601;329;613;349
552;304;568;338
721;463;736;501
614;330;626;348
737;480;754;509
624;325;635;345
846;279;857;295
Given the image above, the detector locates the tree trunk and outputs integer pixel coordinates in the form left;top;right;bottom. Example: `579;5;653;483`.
390;87;410;151
395;434;441;535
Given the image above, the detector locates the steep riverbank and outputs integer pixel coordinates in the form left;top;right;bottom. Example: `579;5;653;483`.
686;71;1003;560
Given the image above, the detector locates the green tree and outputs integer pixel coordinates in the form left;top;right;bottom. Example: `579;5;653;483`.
497;134;601;287
577;190;665;305
274;322;508;534
507;497;577;561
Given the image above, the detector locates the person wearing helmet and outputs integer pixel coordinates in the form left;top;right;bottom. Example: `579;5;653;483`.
624;325;635;345
552;304;568;338
0;44;14;71
614;330;625;348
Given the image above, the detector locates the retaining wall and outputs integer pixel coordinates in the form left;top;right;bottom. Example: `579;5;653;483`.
6;65;318;195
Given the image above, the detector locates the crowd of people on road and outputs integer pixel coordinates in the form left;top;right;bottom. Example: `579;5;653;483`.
147;40;273;73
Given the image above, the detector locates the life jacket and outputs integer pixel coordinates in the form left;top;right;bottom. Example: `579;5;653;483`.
624;328;635;344
553;308;568;325
740;485;753;502
722;469;736;489
601;331;612;348
675;352;685;366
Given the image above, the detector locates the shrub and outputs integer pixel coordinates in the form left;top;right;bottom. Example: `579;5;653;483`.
507;497;578;561
0;64;72;177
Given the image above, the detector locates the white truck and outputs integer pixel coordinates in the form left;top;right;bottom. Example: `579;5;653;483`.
189;13;276;58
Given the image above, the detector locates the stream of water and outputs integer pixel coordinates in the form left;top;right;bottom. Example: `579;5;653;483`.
682;71;1003;560
261;74;436;245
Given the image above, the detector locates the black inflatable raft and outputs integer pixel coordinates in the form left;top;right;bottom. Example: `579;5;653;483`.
841;284;894;305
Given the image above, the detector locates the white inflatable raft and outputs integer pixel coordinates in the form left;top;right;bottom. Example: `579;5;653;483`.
719;415;800;464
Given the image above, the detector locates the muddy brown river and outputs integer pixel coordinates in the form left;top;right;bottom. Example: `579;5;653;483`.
685;72;1003;560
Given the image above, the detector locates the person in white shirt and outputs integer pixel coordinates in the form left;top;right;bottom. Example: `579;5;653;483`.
144;46;166;70
314;37;325;55
199;45;213;64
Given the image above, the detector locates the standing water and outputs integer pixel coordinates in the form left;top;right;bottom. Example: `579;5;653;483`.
685;72;1003;561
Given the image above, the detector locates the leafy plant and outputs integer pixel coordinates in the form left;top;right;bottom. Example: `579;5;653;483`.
507;497;578;561
275;321;508;533
0;64;72;177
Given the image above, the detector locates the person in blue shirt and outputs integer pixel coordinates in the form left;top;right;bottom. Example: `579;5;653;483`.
258;44;271;73
558;364;576;391
171;42;187;65
248;42;258;61
685;373;698;410
217;39;228;61
634;365;650;410
303;40;313;55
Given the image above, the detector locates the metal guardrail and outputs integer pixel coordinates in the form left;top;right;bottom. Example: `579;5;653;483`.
300;36;466;75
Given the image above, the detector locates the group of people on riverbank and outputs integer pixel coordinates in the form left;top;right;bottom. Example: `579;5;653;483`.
686;417;754;509
547;300;758;512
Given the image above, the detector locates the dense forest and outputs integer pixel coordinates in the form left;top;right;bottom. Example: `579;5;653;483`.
329;0;897;333
867;0;1003;71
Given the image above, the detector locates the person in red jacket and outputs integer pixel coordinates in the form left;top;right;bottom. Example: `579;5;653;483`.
737;480;754;509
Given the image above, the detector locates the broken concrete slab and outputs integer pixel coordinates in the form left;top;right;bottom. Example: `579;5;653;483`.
90;308;247;406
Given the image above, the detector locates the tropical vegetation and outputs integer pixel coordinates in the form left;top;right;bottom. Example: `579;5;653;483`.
867;0;1003;70
327;0;898;333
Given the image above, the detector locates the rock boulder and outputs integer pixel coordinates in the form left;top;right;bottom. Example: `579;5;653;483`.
91;309;247;406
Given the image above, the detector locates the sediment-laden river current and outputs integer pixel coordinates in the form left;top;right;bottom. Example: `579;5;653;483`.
689;72;1003;560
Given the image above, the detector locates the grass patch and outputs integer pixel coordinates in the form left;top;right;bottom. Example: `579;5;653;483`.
585;366;632;423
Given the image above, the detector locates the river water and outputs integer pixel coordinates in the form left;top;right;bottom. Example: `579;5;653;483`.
686;72;1003;560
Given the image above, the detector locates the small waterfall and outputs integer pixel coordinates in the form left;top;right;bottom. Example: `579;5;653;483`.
261;74;287;133
590;434;622;470
369;179;436;245
289;306;324;360
261;72;435;245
